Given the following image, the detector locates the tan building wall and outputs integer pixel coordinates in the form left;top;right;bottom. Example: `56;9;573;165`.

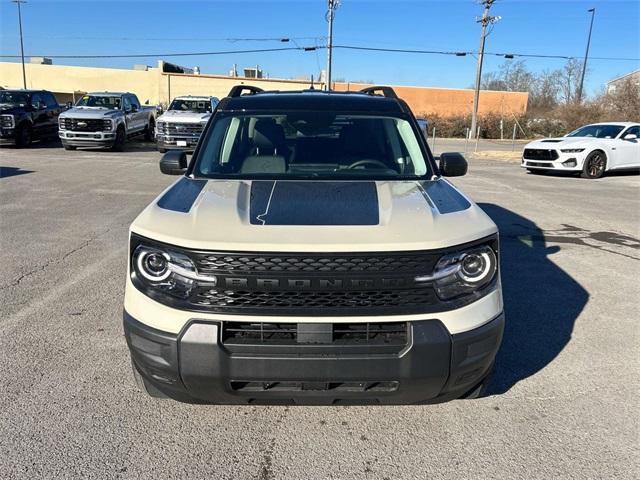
0;62;528;117
334;82;529;117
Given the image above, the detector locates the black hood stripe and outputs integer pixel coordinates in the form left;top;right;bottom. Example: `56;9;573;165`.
250;181;379;226
419;180;471;214
157;177;207;213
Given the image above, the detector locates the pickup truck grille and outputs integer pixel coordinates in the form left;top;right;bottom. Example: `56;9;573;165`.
523;148;559;161
61;118;110;132
157;122;203;136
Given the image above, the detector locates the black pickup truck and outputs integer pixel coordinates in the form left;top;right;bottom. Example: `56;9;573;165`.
0;89;65;147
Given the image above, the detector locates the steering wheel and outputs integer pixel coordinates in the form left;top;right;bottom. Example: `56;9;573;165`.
346;159;390;170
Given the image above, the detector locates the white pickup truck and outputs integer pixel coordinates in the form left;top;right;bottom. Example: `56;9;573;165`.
58;92;156;151
155;96;219;153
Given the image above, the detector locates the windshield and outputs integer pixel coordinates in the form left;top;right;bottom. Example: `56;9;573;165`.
76;95;121;109
0;91;29;106
566;124;624;139
194;113;433;180
169;98;212;113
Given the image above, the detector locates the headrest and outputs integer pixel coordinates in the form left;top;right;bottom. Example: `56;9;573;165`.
339;121;382;156
253;119;285;150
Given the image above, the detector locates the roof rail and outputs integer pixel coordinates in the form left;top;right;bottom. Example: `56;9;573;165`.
227;85;264;98
359;86;398;99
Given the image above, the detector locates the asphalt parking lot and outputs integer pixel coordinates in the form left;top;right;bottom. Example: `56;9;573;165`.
1;139;639;480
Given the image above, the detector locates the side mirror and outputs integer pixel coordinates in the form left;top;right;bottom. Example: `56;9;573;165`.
38;102;47;110
130;104;138;113
623;133;638;141
65;101;73;109
439;152;468;177
160;150;187;175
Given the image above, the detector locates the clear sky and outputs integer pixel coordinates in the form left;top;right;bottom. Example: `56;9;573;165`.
1;0;638;96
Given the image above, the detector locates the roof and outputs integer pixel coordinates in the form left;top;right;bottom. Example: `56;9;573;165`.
1;89;49;94
173;95;215;100
606;70;640;85
586;122;639;127
87;91;131;96
218;90;407;114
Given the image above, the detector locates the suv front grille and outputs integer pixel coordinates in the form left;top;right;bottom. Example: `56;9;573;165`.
131;234;499;316
192;287;438;313
195;253;436;274
523;148;559;161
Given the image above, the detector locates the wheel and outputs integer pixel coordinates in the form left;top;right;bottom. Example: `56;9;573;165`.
131;360;167;399
111;127;126;152
581;150;607;179
158;147;167;153
15;123;33;147
144;118;155;142
63;145;77;151
526;168;545;175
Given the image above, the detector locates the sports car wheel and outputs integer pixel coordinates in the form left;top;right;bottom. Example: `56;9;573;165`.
581;151;606;179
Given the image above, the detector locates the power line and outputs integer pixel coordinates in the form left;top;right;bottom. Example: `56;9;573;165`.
0;46;312;59
0;44;637;62
332;45;640;62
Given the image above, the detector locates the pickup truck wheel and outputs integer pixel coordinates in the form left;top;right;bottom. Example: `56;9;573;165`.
15;123;33;147
131;360;168;399
581;150;607;179
144;118;155;142
63;145;77;151
111;127;126;152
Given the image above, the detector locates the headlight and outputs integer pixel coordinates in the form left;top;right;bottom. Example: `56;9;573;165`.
58;118;66;130
560;148;585;153
156;121;165;132
416;245;498;301
132;244;216;299
103;119;113;131
1;114;15;128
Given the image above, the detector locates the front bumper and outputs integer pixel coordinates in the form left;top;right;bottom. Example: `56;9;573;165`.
521;152;586;171
59;130;115;147
0;128;17;145
156;134;200;152
124;310;504;405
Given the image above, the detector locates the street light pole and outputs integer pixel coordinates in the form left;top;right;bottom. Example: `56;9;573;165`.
12;0;28;89
326;0;339;91
470;0;499;139
577;8;595;103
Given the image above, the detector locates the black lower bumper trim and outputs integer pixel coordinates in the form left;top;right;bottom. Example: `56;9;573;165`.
124;311;504;405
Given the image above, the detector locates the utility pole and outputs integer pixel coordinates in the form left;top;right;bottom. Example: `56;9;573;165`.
326;0;340;91
470;0;500;139
577;8;595;103
12;0;28;89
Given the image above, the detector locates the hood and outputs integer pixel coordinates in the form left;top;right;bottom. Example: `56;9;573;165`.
157;110;211;123
131;179;497;252
60;107;122;119
0;105;25;115
525;136;595;148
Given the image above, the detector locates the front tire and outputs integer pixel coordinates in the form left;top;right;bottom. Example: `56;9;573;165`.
144;118;155;142
581;150;607;179
111;127;126;152
15;123;33;148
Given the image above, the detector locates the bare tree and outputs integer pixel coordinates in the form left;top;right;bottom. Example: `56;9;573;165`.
558;59;584;105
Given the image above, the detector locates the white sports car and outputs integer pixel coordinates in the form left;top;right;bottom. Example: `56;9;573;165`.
521;122;640;179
